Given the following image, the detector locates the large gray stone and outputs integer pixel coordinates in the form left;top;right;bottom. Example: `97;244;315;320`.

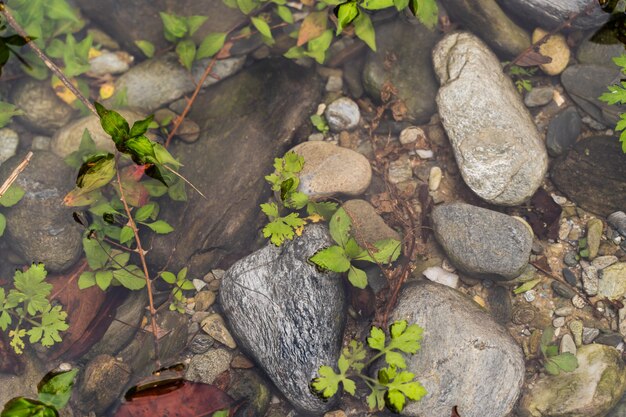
439;0;530;57
390;281;525;417
433;32;547;206
363;19;440;123
10;79;75;134
432;203;533;279
220;224;346;414
577;30;626;69
149;59;322;274
499;0;609;30
0;151;82;272
519;344;626;417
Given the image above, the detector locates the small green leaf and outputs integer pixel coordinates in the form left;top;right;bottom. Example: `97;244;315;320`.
251;17;273;39
336;2;358;34
0;101;24;129
176;39;196;71
367;326;386;351
119;226;134;244
95;270;113;290
544;359;560;375
410;0;438;29
513;278;542;294
550;352;578;372
276;5;294;23
388;321;423;354
74;153;115;193
135;40;155;58
160;12;188;40
347;266;368;288
113;266;146;290
305;29;333;64
0;185;25;207
160;271;177;284
355;239;402;264
360;0;394;10
329;208;352;247
78;271;96;289
353;11;376;51
306;201;337;220
262;212;305;246
394;0;409;10
134;202;156;222
129;115;155;138
186;15;208;36
83;235;109;270
284;45;305;59
0;213;5;237
38;369;79;410
94;102;129;144
236;0;259;14
1;397;58;417
142;220;174;234
197;32;226;59
309;245;351;272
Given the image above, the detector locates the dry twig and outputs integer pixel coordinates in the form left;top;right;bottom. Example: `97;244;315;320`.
0;151;32;198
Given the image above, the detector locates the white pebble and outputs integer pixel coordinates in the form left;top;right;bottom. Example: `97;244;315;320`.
428;166;442;191
423;266;459;288
416;149;434;159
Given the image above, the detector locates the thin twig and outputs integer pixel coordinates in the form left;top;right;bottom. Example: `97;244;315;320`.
0;151;32;198
0;2;97;116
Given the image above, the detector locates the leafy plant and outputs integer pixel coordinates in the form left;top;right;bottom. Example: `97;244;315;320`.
599;54;626;152
0;263;68;354
504;63;536;93
1;368;78;417
310;113;329;134
0;101;23;128
312;320;426;413
538;326;578;375
309;207;401;288
0;184;24;237
159;267;195;313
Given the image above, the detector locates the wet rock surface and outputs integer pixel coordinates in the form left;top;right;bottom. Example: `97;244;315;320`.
500;0;609;30
220;224;346;414
10;79;75;134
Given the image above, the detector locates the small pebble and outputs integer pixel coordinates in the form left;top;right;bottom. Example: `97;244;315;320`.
586;218;603;260
230;354;255;369
201;313;237;349
552;281;576;299
325;75;343;93
552;316;566;328
571;294;586;309
188;333;214;354
531;240;544;254
582;327;600;344
192;279;207;292
194;291;216;312
31;135;51;151
308;133;325;141
415;149;434;159
581;265;598;296
422;266;459;288
399;126;426;145
325;97;360;132
552;194;567;205
608;211;626;237
324;411;347;417
562;268;577;286
563;252;579;267
554;306;573;317
524;85;555;107
428;166;442;191
592;255;618;270
524;290;536;302
559;334;577;355
595;332;624;347
0;128;19;165
569;320;584;346
387;156;413;184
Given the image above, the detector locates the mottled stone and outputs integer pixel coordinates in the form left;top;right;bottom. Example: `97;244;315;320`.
546;107;581;157
560;334;577;355
599;262;626;300
324;97;359;132
201;313;237;349
587;218;604;260
185;348;232;384
582;265;599;296
342;199;400;248
0;128;19;165
10;79;74;134
76;355;131;414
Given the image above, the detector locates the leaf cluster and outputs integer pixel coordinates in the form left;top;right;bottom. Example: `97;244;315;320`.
0;184;24;237
159;267;195;313
539;327;578;375
0;264;69;354
1;368;78;417
599;55;626;153
503;63;537;93
309;207;401;288
312;320;426;413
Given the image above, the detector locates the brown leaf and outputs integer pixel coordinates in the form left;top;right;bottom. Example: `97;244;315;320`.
297;11;327;47
516;50;552;66
216;41;233;59
524;188;562;240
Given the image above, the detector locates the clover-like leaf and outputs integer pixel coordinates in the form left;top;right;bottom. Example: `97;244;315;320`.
368;325;386;351
10;264;52;316
388;320;423;354
263;213;306;246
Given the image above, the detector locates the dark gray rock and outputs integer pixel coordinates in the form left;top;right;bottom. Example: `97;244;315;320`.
552;136;626;216
486;285;512;324
0;152;82;272
561;65;625;125
563;268;578;286
389;281;525;417
499;0;609;30
432;203;533;280
577;30;626;69
10;79;75;134
76;354;131;415
220;224;346;414
546;107;581;157
228;369;272;417
608;211;626;238
363;19;439;123
439;0;530;57
552;281;577;299
433;32;547;206
149;59;322;274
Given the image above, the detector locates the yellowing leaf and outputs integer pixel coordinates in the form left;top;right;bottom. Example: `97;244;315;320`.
88;47;102;60
297;11;327;47
99;82;115;99
51;77;78;105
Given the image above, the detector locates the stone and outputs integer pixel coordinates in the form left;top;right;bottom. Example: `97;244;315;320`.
582;265;599;296
572;295;587;309
220;224;346;414
593;255;618;270
387;155;413;184
587;218;604;260
609;211;626;237
148;60;322;274
31;136;51;151
291;141;371;200
194;290;216;311
76;355;131;414
0;128;19;165
553;316;566;328
563;267;578;286
422;266;459;288
432;203;532;279
500;0;609;31
552;281;576;299
227;369;272;417
185;348;232;384
519;344;626;417
325;75;343;93
564;252;579;267
51;110;147;157
429;166;442;191
188;333;214;354
524;85;555;107
0;350;47;408
599;262;626;300
596;332;624;347
577;30;626;68
583;327;600;345
10;78;74;134
324;97;359;132
532;28;570;75
561;65;625;125
438;0;530;57
552;136;626;216
176;119;201;143
107;52;246;112
399;126;426;145
88;51;132;75
342;199;401;248
560;334;577;355
0;152;82;272
362;20;440;123
486;285;512;324
201;313;237;349
546;107;581;157
554;306;573;316
433;32;547;206
389;281;525;417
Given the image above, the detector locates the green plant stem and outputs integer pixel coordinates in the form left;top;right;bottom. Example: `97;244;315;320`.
0;2;97;116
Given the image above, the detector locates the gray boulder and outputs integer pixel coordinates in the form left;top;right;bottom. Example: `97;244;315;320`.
149;59;322;274
498;0;609;30
433;32;547;206
10;79;75;134
432;203;532;279
220;224;346;414
389;281;525;417
363;19;440;123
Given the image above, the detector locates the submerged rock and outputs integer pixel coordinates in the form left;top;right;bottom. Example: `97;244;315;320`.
220;224;346;414
500;0;609;31
10;79;74;134
433;32;547;206
389;281;525;417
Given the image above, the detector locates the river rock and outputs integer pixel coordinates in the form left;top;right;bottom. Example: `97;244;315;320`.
433;32;547;206
108;52;246;112
76;354;131;414
149;59;322;274
185;348;232;384
519;344;626;417
438;0;530;56
227;369;272;417
363;20;439;123
432;203;532;279
325;97;360;131
546;107;581;157
291;141;371;200
220;224;346;414
500;0;609;31
0;152;82;272
0;128;19;165
10;79;75;134
598;262;626;300
587;218;603;260
389;281;525;417
342;199;400;247
577;29;626;68
561;65;625;125
89;51;132;76
551;136;626;216
524;86;555;108
51;109;147;157
532;28;570;76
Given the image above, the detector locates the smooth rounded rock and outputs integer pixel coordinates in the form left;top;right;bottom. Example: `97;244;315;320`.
433;32;547;206
389;281;525;417
500;0;609;31
89;51;132;75
432;203;533;279
0;128;19;165
76;354;131;414
532;28;570;75
599;262;626;300
577;30;626;68
524;85;555;108
546;107;581;157
10;79;75;134
587;218;603;260
342;199;401;248
324;97;359;132
220;224;346;414
292;141;371;200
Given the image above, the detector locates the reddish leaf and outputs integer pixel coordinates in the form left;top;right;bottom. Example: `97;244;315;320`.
117;166;150;207
524;188;562;240
297;11;327;47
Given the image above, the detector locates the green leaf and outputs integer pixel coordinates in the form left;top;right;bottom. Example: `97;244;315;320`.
284;45;305;59
410;0;438;29
119;226;134;244
0;185;25;207
135;40;155;58
38;369;78;410
186;15;208;36
134;202;156;222
251;17;273;39
513;278;542;294
1;397;58;417
65;129;98;169
236;0;259;14
360;0;394;10
544;359;560;375
393;0;409;10
167;178;187;201
305;29;333;64
46;0;80;22
306;201;337;220
545;345;559;357
77;271;95;289
112;266;146;290
355;239;402;264
142;220;174;234
28;305;68;347
550;353;578;372
0;101;24;128
285;191;308;210
388;320;423;354
540;327;554;351
124;135;156;164
353;12;376;51
129;115;155;138
160;12;188;40
261;202;280;218
367;325;386;351
197;32;226;59
347;266;368;288
160;271;176;284
344;237;363;258
82;235;109;270
311;364;355;399
0;213;5;237
212;410;229;417
176;39;196;71
329;208;352;247
10;264;52;316
337;2;358;35
310;114;329;133
384;369;427;413
309;245;351;272
262;212;306;246
276;5;294;23
95;270;113;290
94;102;129;144
74;153;115;193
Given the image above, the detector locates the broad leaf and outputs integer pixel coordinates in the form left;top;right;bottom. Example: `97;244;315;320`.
142;220;174;234
37;369;78;410
0;185;25;207
197;33;226;59
329;207;351;247
129;115;154;138
0;213;5;237
348;266;368;288
251;17;272;39
276;5;294;23
1;397;58;417
354;12;376;51
297;11;327;46
135;40;155;58
410;0;438;29
176;39;196;71
94;102;129;144
337;2;358;34
186;15;208;36
160;12;188;40
309;245;351;272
